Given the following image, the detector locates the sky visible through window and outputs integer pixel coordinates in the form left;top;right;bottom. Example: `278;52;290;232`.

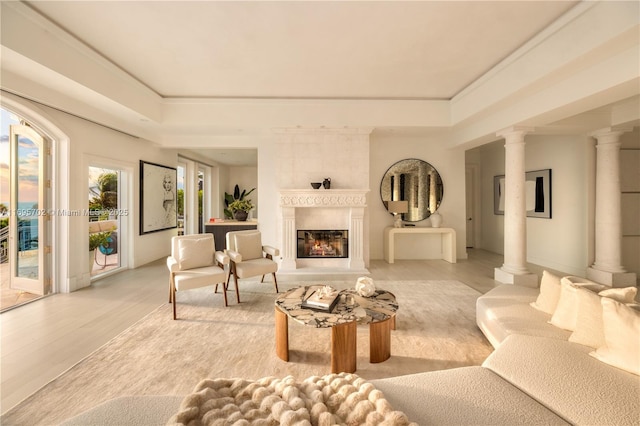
1;108;38;210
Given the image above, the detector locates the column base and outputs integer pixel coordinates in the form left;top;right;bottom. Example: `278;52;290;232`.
279;258;297;271
587;267;637;288
494;267;538;288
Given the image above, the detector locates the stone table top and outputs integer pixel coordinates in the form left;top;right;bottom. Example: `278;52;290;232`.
275;285;398;328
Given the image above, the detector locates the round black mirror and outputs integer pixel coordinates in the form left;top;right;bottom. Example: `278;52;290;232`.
380;158;443;222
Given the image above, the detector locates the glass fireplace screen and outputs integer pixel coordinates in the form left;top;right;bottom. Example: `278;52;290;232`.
297;230;349;258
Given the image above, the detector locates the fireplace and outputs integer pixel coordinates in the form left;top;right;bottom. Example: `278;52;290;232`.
279;189;368;273
297;230;349;258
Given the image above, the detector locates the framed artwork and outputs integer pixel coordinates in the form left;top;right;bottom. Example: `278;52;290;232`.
494;169;552;218
140;160;177;234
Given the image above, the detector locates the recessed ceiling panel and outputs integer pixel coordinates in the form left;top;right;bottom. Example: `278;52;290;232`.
26;1;577;99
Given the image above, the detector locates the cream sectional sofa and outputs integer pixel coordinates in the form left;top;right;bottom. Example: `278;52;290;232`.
370;273;639;425
62;273;639;425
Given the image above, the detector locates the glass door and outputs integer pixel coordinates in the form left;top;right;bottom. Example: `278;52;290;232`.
9;124;49;296
88;166;121;276
177;164;185;235
197;168;204;233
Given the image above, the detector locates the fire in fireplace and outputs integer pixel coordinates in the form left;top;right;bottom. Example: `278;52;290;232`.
297;230;349;258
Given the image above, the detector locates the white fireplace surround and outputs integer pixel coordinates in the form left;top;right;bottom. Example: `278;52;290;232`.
279;189;369;273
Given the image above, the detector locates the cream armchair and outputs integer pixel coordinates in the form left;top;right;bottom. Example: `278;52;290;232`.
225;230;279;303
167;234;229;320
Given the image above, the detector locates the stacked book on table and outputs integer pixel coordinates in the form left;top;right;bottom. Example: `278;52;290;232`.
301;285;340;312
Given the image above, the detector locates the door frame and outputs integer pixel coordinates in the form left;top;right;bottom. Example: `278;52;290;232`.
2;95;70;293
85;155;135;278
465;164;482;249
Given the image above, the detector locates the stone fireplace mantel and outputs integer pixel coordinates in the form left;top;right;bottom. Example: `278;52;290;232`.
280;189;368;208
279;189;369;273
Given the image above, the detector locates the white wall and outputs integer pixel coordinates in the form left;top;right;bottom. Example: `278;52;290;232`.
256;136;279;249
474;134;600;277
6;97;179;291
272;128;371;265
369;131;467;260
227;166;258;219
621;128;640;278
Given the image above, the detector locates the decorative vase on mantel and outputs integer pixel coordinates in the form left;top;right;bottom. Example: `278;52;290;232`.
323;178;331;189
430;211;442;228
233;211;249;221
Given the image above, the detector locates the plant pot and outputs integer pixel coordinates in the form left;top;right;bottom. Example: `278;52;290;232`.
233;211;249;221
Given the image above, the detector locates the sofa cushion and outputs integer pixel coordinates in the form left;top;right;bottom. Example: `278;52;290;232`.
235;257;277;279
483;334;640;425
476;284;570;348
590;298;640;376
234;232;263;261
178;237;214;270
60;396;183;426
599;286;638;303
569;286;639;348
530;270;562;314
371;367;569;425
568;287;607;348
549;279;606;331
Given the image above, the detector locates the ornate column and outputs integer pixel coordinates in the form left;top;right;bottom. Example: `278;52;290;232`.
280;206;297;270
494;127;538;287
587;127;636;287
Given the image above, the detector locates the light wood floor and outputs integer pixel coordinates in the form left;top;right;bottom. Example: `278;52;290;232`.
1;249;554;415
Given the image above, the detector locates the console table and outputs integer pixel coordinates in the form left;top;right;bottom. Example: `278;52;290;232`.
204;221;257;251
383;226;457;264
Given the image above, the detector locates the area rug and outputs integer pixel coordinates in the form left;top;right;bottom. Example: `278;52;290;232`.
2;279;493;425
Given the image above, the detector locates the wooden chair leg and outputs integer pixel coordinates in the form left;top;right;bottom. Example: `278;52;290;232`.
225;268;232;291
272;273;278;293
171;277;177;320
234;271;240;303
219;281;228;307
260;274;265;283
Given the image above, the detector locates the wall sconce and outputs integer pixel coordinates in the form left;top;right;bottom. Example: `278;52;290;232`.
387;201;409;228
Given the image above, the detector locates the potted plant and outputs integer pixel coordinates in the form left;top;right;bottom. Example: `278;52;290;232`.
89;230;112;271
224;185;255;219
228;199;254;221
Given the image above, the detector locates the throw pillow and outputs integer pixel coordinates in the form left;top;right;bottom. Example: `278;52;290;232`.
569;286;639;348
234;232;263;261
178;237;214;270
598;286;638;303
569;287;607;348
549;279;606;331
590;298;640;376
530;270;562;314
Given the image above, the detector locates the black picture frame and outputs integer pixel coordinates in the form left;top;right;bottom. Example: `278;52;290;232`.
494;169;552;218
140;160;177;235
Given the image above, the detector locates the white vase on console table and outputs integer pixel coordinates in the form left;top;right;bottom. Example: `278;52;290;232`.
430;212;442;228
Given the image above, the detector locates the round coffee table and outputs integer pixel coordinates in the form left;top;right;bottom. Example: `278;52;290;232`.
274;286;398;373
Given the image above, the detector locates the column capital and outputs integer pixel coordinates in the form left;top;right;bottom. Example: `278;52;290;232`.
496;126;535;141
590;127;633;144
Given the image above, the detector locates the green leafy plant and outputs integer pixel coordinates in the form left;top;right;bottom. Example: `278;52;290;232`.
89;230;112;251
228;199;254;213
224;184;255;218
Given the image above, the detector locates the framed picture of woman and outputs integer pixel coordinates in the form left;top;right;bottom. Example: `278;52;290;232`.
140;160;177;234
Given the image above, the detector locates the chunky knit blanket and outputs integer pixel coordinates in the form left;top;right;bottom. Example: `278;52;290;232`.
167;373;417;425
